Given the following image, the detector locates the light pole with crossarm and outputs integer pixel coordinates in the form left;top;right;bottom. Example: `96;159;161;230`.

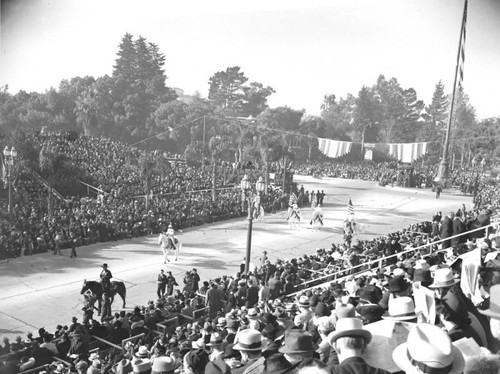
240;175;266;275
3;146;18;222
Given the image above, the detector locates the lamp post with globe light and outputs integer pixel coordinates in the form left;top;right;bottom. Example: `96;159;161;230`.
240;175;266;274
3;146;18;222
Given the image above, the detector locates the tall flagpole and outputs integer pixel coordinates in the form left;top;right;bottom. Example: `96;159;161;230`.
436;0;468;187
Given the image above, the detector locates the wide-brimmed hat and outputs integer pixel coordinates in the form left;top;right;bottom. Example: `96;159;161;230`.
358;285;382;304
327;318;372;346
479;284;500;320
383;296;417;321
278;331;313;354
191;338;205;350
135;345;149;358
388;275;410;293
428;268;459;289
233;329;262;351
335;303;355;319
392;324;465;374
414;259;430;271
316;316;336;335
216;317;227;327
279;330;314;353
205;360;231;374
247;308;259;319
101;263;108;268
113;359;132;374
413;269;433;286
262;353;300;374
132;359;151;374
206;332;224;347
356;302;385;324
297;295;310;308
151;357;175;374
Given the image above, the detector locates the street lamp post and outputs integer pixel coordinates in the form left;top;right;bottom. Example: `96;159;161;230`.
240;175;266;275
3;146;18;221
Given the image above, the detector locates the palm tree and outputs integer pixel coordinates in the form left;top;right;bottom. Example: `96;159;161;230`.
38;145;72;218
138;153;158;210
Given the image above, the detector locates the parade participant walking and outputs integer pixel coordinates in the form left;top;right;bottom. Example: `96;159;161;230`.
310;204;324;231
158;228;171;263
100;263;112;294
166;271;178;296
157;269;167;299
100;294;112;322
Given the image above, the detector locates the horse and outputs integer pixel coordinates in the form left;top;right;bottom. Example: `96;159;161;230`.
80;280;127;313
166;236;182;259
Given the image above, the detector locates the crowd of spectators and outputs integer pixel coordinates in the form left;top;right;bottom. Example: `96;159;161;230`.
3;134;500;373
0;133;288;260
293;160;495;194
1;197;500;374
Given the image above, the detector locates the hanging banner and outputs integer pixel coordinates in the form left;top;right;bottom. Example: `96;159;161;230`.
318;138;352;159
388;142;428;163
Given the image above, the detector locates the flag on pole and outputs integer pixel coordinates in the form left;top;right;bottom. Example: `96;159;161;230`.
347;198;355;221
457;0;468;91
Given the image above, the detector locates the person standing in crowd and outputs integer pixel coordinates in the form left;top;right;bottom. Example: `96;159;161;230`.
166;271;178;296
69;231;77;258
451;210;466;248
328;318;390;374
54;231;62;256
191;268;200;293
100;294;111;322
157;269;167;299
441;211;455;249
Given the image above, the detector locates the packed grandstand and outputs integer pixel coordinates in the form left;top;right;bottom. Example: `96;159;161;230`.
1;132;500;374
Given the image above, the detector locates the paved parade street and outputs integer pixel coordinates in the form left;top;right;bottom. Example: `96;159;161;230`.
0;176;471;340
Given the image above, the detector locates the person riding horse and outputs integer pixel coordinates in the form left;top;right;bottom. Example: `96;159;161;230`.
158;223;179;263
100;263;113;294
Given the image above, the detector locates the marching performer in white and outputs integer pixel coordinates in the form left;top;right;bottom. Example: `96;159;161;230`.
287;203;302;228
310;204;324;231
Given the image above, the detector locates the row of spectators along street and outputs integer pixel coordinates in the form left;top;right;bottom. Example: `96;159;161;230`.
1;133;500;374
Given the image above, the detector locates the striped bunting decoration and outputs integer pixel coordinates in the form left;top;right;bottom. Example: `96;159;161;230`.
318;138;352;159
388;142;428;163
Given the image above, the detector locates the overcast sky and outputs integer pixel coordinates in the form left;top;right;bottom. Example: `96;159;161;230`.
1;0;499;119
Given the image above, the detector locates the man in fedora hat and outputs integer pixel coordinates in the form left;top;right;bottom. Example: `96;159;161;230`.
294;296;313;331
99;263;112;294
392;323;464;374
182;348;209;374
231;329;264;374
207;332;225;361
279;331;325;370
262;353;299;374
327;318;390;374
